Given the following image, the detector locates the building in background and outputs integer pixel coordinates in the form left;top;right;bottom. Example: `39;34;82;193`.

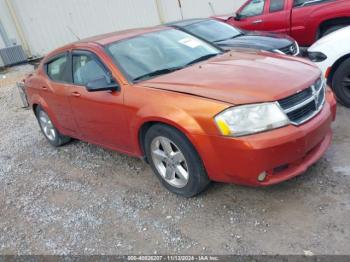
0;0;244;62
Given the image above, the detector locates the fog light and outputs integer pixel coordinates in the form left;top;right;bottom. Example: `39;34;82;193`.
258;172;267;182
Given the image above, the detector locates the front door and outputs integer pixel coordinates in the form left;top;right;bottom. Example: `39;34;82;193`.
259;0;290;34
66;50;131;152
231;0;267;31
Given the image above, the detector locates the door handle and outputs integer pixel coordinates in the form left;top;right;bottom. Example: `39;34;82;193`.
42;86;48;90
71;91;81;97
252;19;263;24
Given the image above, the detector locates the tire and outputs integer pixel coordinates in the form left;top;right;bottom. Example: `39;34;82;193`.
144;124;210;197
35;106;71;147
332;58;350;108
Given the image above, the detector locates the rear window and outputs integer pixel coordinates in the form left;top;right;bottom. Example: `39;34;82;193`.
184;20;242;43
46;55;69;82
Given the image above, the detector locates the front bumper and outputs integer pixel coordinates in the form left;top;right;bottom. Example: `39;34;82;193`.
193;89;337;186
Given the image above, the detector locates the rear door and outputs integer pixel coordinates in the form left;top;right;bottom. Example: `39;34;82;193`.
65;49;131;152
42;52;78;134
234;0;267;30
258;0;290;34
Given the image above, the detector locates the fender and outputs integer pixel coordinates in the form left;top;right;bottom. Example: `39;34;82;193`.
307;4;350;42
29;94;64;134
130;103;208;156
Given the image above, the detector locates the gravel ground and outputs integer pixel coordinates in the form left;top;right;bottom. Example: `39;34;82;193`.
0;64;349;255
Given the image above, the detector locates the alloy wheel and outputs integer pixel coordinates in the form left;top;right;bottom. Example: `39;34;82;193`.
150;136;189;188
38;110;56;141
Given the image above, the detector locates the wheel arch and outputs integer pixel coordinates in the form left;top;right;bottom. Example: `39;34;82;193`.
317;17;350;38
137;118;202;161
30;96;62;131
327;53;350;87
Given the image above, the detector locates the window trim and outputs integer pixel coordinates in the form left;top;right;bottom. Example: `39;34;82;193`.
71;49;119;88
44;52;72;84
269;0;285;13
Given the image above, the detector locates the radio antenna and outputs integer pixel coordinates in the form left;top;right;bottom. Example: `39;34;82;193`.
67;26;80;41
209;2;216;15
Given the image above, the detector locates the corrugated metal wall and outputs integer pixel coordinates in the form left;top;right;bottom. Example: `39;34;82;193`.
0;0;21;48
11;0;161;56
0;0;245;57
158;0;242;24
0;35;5;49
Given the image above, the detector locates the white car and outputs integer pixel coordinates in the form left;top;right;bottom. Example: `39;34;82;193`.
308;26;350;107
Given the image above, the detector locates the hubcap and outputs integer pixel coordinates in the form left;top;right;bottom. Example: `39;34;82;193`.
150;136;189;188
38;110;56;141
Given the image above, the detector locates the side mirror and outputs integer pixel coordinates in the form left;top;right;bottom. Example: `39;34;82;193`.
86;75;119;92
233;13;242;21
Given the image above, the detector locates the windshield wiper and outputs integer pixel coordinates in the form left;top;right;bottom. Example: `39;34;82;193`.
133;54;220;82
214;34;244;43
185;53;219;67
133;66;184;82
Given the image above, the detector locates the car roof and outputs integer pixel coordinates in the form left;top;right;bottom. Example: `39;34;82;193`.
166;18;211;28
77;26;168;46
45;26;171;59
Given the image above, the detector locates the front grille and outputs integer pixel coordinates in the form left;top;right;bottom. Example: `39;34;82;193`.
279;42;299;56
279;88;313;109
278;78;326;125
287;100;316;123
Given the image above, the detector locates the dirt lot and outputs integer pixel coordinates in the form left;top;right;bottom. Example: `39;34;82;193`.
0;64;349;255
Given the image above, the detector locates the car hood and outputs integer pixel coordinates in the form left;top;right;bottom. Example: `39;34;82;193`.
141;51;320;105
309;26;350;51
217;32;294;51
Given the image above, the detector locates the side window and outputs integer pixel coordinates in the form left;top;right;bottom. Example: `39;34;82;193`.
293;0;307;7
46;55;69;82
72;53;110;85
293;0;328;7
240;0;266;17
270;0;285;12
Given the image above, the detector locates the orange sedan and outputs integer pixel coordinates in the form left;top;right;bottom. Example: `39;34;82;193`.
24;27;337;197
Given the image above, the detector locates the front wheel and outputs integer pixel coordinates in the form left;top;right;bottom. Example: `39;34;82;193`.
144;124;210;197
332;58;350;108
35;106;71;147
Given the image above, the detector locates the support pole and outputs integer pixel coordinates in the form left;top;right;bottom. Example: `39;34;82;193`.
4;0;32;57
155;0;165;24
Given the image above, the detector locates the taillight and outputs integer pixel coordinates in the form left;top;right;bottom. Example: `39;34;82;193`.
325;67;332;79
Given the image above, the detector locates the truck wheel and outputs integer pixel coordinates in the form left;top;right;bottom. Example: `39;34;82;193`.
144;124;210;197
332;58;350;108
35;106;72;147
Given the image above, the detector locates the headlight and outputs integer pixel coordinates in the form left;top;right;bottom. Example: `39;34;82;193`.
215;103;290;137
308;51;327;62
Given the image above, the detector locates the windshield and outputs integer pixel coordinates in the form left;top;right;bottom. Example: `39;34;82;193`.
184;20;242;43
106;29;221;82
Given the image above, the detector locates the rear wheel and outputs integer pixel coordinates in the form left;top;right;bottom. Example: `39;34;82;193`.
35;106;71;147
144;124;210;197
332;58;350;108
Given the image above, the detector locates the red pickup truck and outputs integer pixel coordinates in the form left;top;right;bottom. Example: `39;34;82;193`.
214;0;350;46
